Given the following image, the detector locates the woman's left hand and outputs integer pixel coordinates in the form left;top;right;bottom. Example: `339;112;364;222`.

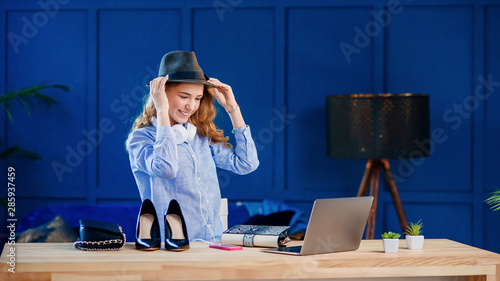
208;78;239;112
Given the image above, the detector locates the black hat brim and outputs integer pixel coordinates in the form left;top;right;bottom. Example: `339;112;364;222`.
166;78;216;87
146;79;216;88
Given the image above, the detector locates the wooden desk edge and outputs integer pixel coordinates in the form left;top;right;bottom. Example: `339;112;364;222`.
1;239;499;281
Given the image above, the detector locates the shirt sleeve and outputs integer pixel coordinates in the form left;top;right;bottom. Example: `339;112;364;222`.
126;125;179;179
210;125;259;175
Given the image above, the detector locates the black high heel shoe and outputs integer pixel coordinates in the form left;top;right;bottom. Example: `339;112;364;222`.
135;199;161;250
164;199;190;251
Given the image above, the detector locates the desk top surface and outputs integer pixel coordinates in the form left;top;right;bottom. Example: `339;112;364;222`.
1;239;500;280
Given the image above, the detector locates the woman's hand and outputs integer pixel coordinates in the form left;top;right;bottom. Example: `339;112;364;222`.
208;78;238;112
149;75;170;126
150;75;170;111
208;78;246;129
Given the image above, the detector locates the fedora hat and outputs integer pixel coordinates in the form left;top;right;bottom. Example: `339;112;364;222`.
156;50;214;87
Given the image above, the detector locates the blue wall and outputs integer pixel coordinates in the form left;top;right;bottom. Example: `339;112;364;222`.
1;0;499;253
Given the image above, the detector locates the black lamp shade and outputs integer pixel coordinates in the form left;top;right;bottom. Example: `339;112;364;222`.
326;94;430;159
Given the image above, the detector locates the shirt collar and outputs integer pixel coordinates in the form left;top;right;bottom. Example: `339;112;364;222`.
150;117;195;129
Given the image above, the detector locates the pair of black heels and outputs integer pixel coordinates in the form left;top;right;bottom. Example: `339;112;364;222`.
135;199;189;251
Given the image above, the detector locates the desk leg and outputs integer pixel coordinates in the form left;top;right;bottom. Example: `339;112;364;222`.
466;275;498;281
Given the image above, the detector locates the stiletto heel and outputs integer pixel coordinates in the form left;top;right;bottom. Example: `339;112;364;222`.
164;199;190;251
135;199;161;250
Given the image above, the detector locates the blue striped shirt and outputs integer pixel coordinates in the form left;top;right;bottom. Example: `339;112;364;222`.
126;120;259;242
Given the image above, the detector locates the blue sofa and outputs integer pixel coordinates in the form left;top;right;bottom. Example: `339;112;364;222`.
16;200;308;242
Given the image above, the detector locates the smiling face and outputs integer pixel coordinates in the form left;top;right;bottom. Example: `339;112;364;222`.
166;82;204;125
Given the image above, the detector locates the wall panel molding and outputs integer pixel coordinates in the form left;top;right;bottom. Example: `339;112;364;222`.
96;8;182;199
1;0;499;253
286;7;374;194
385;6;474;193
192;7;276;197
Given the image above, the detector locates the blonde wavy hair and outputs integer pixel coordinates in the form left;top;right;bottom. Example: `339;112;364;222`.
129;82;232;148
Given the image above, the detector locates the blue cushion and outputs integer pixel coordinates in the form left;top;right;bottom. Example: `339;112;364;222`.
18;204;140;241
18;200;307;242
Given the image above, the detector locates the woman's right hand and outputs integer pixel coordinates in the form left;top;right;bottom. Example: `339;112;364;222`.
150;75;170;111
149;75;170;126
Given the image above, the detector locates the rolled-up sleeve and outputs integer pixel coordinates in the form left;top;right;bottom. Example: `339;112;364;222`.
126;125;179;179
211;125;259;175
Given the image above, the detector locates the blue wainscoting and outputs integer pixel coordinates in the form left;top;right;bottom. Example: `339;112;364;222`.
1;0;499;253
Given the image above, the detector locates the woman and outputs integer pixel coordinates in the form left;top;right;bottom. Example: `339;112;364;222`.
126;51;259;245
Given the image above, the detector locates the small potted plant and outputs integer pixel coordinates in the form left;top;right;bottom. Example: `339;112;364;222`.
405;220;424;250
381;231;401;253
485;190;500;211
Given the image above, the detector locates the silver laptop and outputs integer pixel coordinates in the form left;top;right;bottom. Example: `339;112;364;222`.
262;196;373;256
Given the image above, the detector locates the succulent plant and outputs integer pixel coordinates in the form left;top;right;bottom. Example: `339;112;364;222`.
381;231;401;239
406;220;423;236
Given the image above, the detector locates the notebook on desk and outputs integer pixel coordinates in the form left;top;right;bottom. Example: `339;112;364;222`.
262;196;373;256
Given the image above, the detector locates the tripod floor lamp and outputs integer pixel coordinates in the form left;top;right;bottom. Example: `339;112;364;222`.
326;94;430;239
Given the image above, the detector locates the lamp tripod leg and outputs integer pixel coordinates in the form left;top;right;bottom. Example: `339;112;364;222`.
381;159;408;235
365;160;381;239
357;159;374;197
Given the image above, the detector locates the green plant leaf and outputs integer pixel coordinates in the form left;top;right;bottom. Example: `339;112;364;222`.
0;198;7;210
485;190;500;211
381;231;401;239
0;146;42;160
0;83;69;122
406;219;423;236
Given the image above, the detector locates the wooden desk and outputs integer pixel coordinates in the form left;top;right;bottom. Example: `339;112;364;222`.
1;239;499;281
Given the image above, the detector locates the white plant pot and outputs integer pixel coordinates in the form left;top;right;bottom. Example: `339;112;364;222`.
406;235;424;250
383;239;399;253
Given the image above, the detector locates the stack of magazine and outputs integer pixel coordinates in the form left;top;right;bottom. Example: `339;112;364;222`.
221;225;291;247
